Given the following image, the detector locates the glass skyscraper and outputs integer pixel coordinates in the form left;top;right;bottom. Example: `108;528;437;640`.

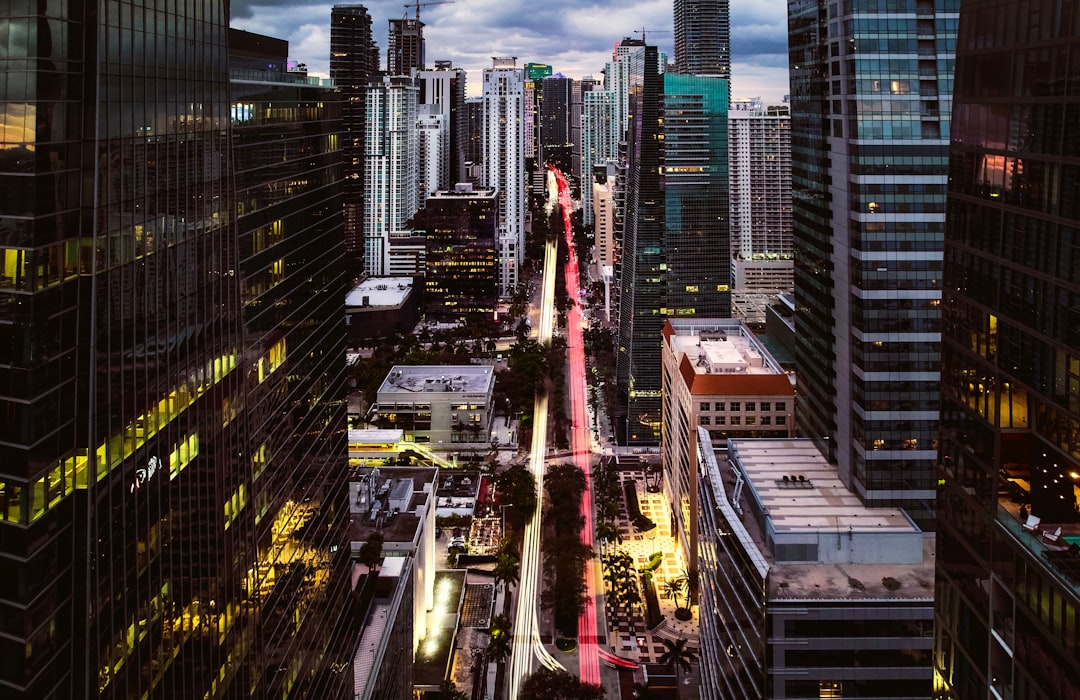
788;0;957;526
0;6;351;696
673;0;731;77
935;0;1080;696
616;53;731;444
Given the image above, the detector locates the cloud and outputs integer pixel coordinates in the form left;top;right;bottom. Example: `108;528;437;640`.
229;0;790;103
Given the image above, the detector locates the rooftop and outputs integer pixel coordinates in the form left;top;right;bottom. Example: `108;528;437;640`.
700;433;932;601
378;365;495;396
346;277;413;308
349;466;437;546
729;439;915;536
664;319;792;396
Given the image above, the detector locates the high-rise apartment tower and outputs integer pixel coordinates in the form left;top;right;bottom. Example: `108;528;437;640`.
673;0;731;77
481;57;526;295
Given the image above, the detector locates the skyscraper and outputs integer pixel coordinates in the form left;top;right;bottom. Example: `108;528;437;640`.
422;185;501;320
934;1;1080;697
331;5;380;273
418;61;468;185
540;74;574;174
788;0;956;525
364;76;420;275
673;0;731;77
0;7;351;696
481;57;526;296
616;50;731;444
616;45;666;442
728;102;793;292
388;17;424;76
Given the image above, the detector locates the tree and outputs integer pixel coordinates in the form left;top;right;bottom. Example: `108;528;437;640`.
681;566;700;609
519;668;605;700
658;638;697;687
661;579;685;610
357;532;384;572
493;550;520;613
437;679;469;700
487;614;513;663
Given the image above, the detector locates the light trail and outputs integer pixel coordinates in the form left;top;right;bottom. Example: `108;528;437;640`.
548;166;603;687
507;170;565;699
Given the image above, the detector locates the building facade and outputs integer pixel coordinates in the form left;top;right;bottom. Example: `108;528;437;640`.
787;0;957;526
387;17;423;76
0;10;353;696
416;106;448;199
539;75;574;174
331;4;380;273
728;103;793;293
934;1;1080;697
364;76;420;276
417;62;468;186
673;0;731;77
698;436;934;700
481;58;526;295
376;367;496;446
421;186;500;320
661;319;794;573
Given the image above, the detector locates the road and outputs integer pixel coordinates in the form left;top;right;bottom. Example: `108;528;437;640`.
507;169;564;699
548;167;603;689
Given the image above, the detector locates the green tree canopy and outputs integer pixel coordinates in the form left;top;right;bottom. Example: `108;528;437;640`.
519;668;605;700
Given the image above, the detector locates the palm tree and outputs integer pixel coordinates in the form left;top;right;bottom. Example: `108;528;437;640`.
681;566;700;610
660;580;684;610
658;638;697;688
488;613;514;699
595;521;622;546
493;551;520;614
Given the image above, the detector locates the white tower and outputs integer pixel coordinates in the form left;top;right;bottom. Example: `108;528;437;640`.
481;57;525;296
364;75;419;275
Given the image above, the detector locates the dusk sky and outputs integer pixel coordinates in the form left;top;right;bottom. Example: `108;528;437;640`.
231;0;791;104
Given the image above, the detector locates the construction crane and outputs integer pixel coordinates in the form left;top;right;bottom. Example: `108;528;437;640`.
403;0;455;22
633;27;670;43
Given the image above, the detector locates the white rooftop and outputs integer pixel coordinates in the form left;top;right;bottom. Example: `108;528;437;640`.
348;429;404;444
346;277;413;308
729;439;916;535
378;365;495;395
668;320;783;376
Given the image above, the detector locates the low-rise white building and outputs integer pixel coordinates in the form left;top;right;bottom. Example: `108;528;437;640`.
376;365;495;446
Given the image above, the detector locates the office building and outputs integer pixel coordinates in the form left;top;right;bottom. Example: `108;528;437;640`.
698;435;934;699
331;5;381;272
616;44;666;443
463;97;483;177
661;319;793;573
422;185;500;320
523;63;553;162
572;77;600;183
787;0;956;525
617;53;731;444
0;9;353;696
387;17;423;76
728;102;793;292
417;62;468;185
934;1;1080;697
673;0;731;77
481;57;526;295
364;76;420;276
346;277;421;343
231;34;354;698
376;366;496;446
539;75;574;174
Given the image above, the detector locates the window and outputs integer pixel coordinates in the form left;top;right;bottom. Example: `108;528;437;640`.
714;401;725;411
715;416;725;425
745;401;756;411
700;402;710;412
775;401;786;411
761;416;772;426
776;416;786;426
700;416;710;426
760;401;771;411
730;401;741;411
730;416;741;426
745;416;757;426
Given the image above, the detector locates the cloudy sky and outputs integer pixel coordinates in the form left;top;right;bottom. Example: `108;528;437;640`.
231;0;790;104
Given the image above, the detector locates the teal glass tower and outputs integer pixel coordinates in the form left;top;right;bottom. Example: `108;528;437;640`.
788;0;957;526
616;56;731;444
